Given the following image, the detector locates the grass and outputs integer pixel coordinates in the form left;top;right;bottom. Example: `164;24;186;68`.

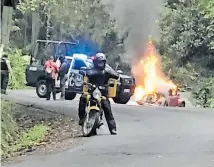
1;100;19;158
1;98;81;161
14;125;49;152
1;99;49;160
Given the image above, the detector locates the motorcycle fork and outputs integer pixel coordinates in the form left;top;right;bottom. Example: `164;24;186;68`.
86;101;91;122
86;100;100;121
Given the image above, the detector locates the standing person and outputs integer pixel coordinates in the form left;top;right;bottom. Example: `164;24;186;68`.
44;56;59;100
1;54;12;94
58;56;69;100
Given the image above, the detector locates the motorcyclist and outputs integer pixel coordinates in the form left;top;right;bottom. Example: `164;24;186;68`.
78;53;119;135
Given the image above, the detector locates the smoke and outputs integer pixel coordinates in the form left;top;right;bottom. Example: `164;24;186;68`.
101;0;164;63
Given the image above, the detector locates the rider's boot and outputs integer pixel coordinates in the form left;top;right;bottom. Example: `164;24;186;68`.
110;129;117;135
97;121;104;129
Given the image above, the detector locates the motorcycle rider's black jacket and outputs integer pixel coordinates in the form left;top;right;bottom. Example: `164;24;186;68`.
85;67;119;87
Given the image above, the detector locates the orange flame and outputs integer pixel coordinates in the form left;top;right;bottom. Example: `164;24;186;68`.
132;41;177;101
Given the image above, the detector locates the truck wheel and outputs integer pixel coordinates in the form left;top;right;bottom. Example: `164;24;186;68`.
65;92;76;100
112;93;131;104
36;80;47;98
180;102;185;107
163;100;168;106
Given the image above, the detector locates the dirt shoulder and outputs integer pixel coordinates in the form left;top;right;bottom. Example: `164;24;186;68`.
1;98;82;163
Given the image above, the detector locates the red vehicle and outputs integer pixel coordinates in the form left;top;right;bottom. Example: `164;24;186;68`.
158;89;186;107
136;89;186;107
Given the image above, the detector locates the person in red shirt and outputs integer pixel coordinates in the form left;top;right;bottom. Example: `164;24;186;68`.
44;56;59;100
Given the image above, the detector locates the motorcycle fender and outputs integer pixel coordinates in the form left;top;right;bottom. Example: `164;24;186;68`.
88;106;100;111
108;78;117;98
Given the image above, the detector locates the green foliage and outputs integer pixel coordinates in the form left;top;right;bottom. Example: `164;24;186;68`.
192;78;214;108
159;0;214;107
159;0;214;72
199;0;214;18
1;100;19;158
17;0;50;13
1;100;49;160
6;49;29;89
15;0;122;68
15;125;48;152
17;0;115;44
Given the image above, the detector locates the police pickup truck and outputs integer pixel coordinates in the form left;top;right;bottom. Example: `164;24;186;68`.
25;40;135;104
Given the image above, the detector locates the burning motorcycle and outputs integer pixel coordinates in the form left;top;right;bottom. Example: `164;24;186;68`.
81;81;115;137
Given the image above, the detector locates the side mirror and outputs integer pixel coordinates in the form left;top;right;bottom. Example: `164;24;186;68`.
117;70;123;74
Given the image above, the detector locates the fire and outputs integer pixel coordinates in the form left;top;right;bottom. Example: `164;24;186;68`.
132;41;177;102
134;86;145;100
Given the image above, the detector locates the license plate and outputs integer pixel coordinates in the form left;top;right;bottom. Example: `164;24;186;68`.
124;89;130;93
29;67;37;71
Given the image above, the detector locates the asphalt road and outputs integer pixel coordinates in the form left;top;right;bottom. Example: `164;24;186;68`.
3;90;214;167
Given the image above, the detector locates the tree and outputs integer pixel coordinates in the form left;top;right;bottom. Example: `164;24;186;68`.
17;0;115;45
159;0;214;107
159;0;214;76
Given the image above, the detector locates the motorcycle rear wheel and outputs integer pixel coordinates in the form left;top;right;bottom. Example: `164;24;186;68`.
82;109;100;137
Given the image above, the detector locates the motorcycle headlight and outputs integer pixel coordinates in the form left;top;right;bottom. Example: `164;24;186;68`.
92;88;102;99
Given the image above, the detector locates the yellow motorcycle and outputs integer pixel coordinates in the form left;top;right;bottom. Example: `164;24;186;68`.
81;81;115;137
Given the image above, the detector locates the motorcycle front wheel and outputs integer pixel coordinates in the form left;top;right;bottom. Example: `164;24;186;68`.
82;109;100;137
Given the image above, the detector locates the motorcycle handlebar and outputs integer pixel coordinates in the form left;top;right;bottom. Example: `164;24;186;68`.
83;82;107;90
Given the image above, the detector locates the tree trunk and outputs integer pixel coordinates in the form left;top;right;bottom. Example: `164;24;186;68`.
46;9;51;41
0;0;2;45
31;12;40;48
1;6;13;45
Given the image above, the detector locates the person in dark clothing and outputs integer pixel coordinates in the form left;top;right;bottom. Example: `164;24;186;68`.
78;53;119;135
58;56;69;100
1;54;12;94
44;56;59;100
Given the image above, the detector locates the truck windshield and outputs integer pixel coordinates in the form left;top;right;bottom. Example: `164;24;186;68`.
72;59;87;70
32;42;75;66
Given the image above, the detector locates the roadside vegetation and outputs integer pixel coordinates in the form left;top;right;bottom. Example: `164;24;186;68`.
1;99;81;161
159;0;214;107
6;48;30;89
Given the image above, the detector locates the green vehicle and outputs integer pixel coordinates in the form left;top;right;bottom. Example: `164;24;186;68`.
25;40;136;104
